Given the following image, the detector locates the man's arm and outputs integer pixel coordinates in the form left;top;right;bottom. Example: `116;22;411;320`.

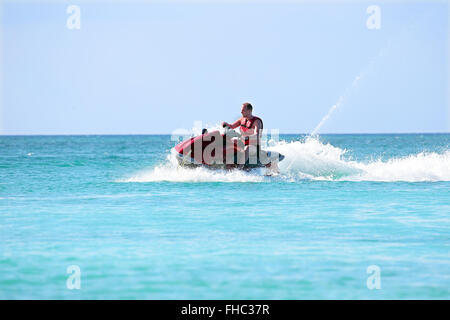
222;118;241;129
243;119;262;145
253;119;262;138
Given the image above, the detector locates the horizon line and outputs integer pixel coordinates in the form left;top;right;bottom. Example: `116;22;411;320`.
1;132;450;136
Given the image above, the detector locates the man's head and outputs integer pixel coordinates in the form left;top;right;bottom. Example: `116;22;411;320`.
241;102;253;118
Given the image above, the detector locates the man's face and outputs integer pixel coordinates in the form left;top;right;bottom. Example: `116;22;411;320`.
241;105;251;118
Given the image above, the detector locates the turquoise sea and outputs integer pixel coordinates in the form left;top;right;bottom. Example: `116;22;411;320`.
0;134;449;299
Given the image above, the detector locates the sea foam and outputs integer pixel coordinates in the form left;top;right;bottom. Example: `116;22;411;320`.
120;136;450;183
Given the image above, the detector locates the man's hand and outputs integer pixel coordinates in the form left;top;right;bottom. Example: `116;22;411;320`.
223;119;241;130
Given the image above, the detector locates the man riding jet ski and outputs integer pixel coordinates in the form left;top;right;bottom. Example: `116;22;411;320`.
173;102;284;172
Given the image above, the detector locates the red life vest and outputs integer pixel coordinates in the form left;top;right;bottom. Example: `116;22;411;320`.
240;116;263;145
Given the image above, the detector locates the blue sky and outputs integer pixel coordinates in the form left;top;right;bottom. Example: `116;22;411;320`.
0;0;448;134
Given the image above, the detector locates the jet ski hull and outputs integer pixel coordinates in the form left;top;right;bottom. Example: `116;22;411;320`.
173;130;285;170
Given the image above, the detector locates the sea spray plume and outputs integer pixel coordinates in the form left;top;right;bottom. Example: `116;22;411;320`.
310;8;433;137
284;11;436;174
310;98;340;137
285;39;394;172
310;46;386;137
266;139;450;182
272;137;362;179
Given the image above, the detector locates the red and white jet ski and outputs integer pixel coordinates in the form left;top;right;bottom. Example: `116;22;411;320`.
173;127;284;170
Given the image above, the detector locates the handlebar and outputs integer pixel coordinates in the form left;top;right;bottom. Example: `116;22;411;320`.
222;126;241;138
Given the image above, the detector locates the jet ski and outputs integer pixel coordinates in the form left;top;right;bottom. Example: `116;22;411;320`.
173;126;285;170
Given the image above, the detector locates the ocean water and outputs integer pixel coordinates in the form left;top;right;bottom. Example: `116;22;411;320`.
0;133;449;299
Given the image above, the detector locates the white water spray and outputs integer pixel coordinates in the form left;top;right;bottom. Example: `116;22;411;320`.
310;10;430;137
310;98;340;137
285;38;394;172
119;137;450;183
310;52;383;137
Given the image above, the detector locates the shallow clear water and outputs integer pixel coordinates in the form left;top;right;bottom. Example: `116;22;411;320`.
0;134;449;299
